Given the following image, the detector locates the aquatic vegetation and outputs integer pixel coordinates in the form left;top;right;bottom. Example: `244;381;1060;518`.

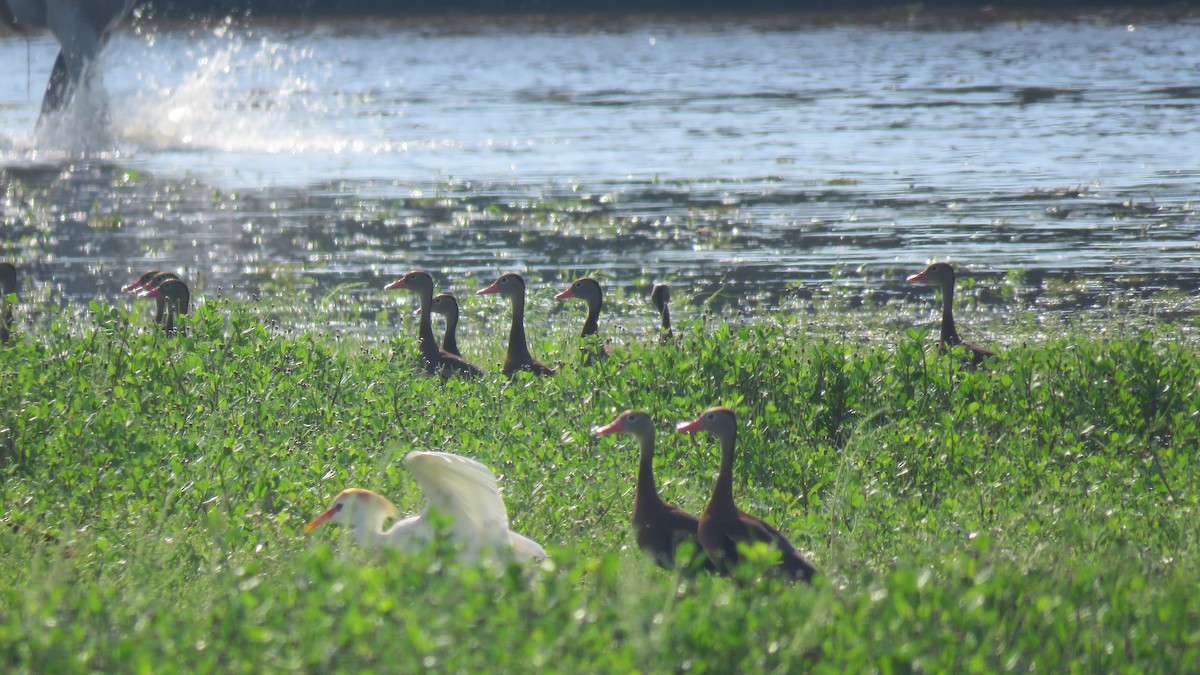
1;299;1198;671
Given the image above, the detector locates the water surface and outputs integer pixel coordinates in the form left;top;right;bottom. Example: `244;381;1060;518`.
1;14;1198;330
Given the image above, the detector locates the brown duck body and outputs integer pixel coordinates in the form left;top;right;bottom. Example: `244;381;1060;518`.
386;272;483;378
593;411;714;573
1;262;16;345
477;273;555;378
678;407;817;583
143;278;189;334
907;262;995;366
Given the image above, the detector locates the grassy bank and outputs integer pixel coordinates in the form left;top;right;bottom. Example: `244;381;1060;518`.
1;298;1198;672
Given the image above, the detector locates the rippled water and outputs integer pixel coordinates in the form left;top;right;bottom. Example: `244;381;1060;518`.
1;13;1198;328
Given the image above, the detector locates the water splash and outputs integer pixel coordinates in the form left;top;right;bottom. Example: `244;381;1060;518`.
109;20;391;157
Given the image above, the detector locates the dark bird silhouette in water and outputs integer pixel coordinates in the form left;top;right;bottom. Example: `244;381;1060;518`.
2;0;137;118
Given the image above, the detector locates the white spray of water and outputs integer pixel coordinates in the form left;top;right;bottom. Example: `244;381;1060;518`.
1;19;426;172
115;21;357;155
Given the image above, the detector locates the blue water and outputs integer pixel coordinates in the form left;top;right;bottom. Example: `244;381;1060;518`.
1;14;1198;322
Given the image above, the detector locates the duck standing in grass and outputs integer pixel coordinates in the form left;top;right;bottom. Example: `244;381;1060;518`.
555;277;613;365
430;293;464;358
141;278;189;334
476;273;555;378
305;451;547;563
123;270;181;326
650;284;673;342
1;262;16;345
385;272;483;378
907;262;996;366
593;410;714;573
677;407;817;583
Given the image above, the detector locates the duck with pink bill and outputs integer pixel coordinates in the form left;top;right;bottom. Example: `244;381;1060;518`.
677;407;817;583
593;410;714;574
477;273;555;378
907;262;996;366
556;277;615;364
385;271;483;378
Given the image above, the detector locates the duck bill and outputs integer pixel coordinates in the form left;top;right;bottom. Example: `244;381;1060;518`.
591;419;622;436
476;282;500;296
906;270;930;283
304;509;336;534
140;287;162;299
121;281;144;292
675;417;704;433
554;287;575;301
384;279;407;291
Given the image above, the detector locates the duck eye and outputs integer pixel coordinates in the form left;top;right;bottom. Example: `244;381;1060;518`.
706;413;715;420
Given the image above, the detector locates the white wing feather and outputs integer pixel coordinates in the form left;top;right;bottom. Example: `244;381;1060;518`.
404;451;512;556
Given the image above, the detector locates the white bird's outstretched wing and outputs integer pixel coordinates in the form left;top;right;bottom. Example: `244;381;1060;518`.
404;451;511;555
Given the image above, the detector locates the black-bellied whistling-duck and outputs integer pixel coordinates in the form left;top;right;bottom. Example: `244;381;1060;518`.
142;278;189;334
305;451;547;562
121;269;164;293
430;293;462;358
593;410;715;573
650;283;673;342
1;262;16;345
677;407;817;583
124;270;181;325
907;262;996;366
385;272;483;378
555;277;613;364
476;273;555;378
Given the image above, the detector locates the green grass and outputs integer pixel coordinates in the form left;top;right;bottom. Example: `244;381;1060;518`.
1;298;1198;672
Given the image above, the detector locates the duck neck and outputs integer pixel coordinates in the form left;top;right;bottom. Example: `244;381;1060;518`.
441;312;459;356
709;429;737;513
154;296;166;324
507;292;534;362
634;432;663;510
164;304;176;333
416;289;440;358
581;297;601;338
939;281;961;346
660;304;673;338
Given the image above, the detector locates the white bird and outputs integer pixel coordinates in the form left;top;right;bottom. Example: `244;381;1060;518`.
304;451;547;563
